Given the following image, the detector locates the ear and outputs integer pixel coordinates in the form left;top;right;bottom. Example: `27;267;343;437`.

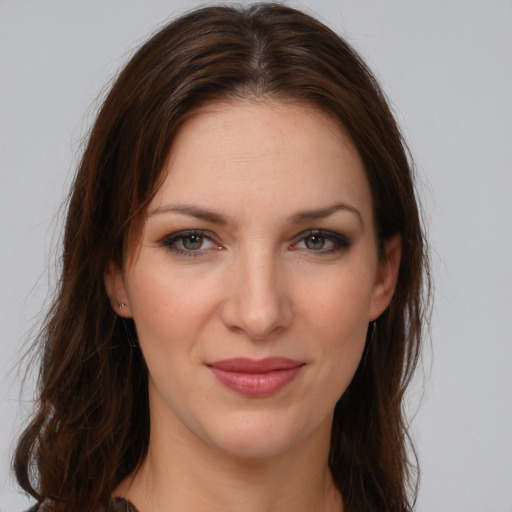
104;262;133;318
369;234;402;320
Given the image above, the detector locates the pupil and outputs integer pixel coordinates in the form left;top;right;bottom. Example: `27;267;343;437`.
306;235;325;250
183;235;203;250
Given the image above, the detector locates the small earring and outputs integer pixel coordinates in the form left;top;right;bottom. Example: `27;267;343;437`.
118;302;126;309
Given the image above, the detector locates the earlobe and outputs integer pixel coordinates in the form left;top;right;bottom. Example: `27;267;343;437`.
369;235;402;320
104;262;133;318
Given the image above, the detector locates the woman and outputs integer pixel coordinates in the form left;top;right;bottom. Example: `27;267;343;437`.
14;3;430;512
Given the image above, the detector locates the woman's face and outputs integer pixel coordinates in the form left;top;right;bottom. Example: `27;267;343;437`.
107;100;400;459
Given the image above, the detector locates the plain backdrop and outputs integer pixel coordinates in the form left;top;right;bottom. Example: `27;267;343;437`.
1;1;511;511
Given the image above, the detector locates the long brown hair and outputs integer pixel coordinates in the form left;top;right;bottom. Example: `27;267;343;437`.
14;4;430;511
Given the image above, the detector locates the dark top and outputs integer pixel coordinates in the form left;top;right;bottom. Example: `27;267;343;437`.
109;497;140;512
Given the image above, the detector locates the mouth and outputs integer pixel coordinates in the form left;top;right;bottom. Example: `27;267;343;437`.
206;357;305;398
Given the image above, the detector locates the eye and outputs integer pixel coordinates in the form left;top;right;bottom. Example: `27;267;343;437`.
161;230;221;257
292;230;351;254
181;233;206;250
303;234;329;251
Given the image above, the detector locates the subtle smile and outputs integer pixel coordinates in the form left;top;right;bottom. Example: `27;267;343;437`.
207;357;305;398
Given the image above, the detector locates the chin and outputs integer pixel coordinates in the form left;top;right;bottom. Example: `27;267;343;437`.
211;432;296;460
201;409;321;461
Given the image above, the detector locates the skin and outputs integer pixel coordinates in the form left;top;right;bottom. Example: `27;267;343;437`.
106;100;401;512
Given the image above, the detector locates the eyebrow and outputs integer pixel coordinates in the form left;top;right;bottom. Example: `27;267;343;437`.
289;202;363;227
150;201;363;228
150;204;229;225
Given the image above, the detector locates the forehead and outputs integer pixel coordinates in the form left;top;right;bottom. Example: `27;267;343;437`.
150;100;373;225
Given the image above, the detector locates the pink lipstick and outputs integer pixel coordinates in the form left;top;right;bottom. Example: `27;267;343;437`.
207;357;304;398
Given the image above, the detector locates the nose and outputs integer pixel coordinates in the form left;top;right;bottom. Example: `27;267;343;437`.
220;247;294;340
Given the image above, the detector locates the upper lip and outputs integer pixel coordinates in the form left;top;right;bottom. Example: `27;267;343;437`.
207;357;304;373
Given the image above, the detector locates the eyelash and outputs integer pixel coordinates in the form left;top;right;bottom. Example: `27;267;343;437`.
160;229;351;258
161;230;220;258
292;229;351;255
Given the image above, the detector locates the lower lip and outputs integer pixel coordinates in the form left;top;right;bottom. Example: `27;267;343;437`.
208;366;303;398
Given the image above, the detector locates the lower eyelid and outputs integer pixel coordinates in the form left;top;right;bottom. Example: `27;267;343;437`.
161;230;350;255
161;231;223;255
293;231;351;250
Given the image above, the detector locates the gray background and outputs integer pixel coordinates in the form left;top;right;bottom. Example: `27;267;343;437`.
1;1;511;510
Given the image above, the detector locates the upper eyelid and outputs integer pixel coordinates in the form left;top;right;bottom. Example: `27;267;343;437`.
160;228;349;240
159;228;350;249
160;230;220;257
161;229;216;243
290;229;351;251
292;229;350;241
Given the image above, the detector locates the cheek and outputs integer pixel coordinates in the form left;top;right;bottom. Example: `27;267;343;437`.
302;265;374;336
124;263;220;361
299;265;374;393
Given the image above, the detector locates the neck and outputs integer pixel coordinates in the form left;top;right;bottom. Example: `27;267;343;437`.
114;405;343;512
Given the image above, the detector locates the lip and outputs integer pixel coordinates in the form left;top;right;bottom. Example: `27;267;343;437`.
207;357;305;398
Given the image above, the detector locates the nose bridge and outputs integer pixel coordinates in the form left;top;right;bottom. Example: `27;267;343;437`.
223;241;292;339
